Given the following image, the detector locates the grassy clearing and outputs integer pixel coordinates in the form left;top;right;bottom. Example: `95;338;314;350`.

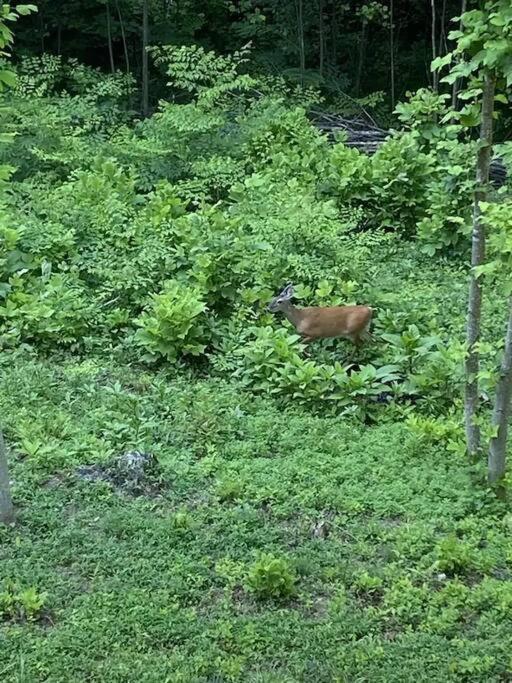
1;356;511;682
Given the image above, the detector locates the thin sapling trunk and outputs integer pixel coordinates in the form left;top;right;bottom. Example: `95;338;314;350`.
465;70;496;459
0;430;14;525
106;0;115;73
142;0;149;116
488;297;512;487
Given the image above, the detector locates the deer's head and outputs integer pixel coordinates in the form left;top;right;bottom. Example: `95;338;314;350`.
267;284;294;313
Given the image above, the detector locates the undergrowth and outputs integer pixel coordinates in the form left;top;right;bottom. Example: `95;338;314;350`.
1;48;512;682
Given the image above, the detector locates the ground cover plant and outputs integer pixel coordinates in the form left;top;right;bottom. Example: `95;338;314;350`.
1;358;511;682
2;2;512;681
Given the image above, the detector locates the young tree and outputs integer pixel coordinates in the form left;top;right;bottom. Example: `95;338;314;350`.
106;0;115;73
0;2;37;524
0;431;14;525
295;0;305;84
142;0;149;116
435;1;512;477
390;0;395;109
464;68;495;459
318;0;324;77
355;3;389;96
489;300;512;486
431;0;439;92
451;0;467;112
115;0;130;74
477;201;512;489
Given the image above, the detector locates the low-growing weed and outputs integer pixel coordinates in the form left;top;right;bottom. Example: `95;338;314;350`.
246;554;296;600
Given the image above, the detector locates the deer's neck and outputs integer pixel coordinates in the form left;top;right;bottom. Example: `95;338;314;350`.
281;301;304;330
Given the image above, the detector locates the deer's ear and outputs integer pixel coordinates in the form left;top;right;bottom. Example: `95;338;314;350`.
281;284;294;299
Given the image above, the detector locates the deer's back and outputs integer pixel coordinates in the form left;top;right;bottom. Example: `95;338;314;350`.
297;305;372;339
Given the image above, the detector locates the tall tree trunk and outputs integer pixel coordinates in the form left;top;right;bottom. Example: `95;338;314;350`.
142;0;149;116
451;0;467;111
431;0;438;92
295;0;305;85
57;19;62;55
488;298;512;488
115;0;130;74
106;0;115;73
390;0;395;110
39;6;45;54
355;19;367;96
465;70;496;459
438;0;448;57
331;0;338;68
319;0;324;78
0;431;14;525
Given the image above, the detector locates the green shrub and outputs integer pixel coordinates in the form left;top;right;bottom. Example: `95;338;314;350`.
235;326;305;391
0;273;90;349
215;478;245;503
353;571;384;596
320;143;372;206
417;140;476;255
246;554;296;600
435;535;474;575
134;280;209;362
370;133;434;234
0;582;48;622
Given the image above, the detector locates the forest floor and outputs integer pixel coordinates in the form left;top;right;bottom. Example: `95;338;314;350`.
1;355;511;682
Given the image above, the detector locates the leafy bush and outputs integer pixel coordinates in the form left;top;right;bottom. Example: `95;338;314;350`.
246;554;296;600
0;273;90;349
0;582;48;622
435;535;474;576
417;140;476;255
369;133;435;233
134;281;209;362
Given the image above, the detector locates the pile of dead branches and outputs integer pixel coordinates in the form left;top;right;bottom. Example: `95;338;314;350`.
308;109;507;187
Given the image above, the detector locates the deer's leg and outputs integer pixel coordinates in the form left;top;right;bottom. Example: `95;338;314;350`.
362;320;374;343
300;335;315;357
346;334;361;363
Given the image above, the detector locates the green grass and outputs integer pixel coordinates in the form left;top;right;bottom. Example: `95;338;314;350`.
1;356;511;682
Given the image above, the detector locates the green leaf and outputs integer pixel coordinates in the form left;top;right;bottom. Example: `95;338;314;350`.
489;14;505;27
431;53;453;71
0;69;16;87
15;5;38;16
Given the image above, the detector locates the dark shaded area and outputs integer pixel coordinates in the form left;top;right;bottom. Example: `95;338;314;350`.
14;0;467;110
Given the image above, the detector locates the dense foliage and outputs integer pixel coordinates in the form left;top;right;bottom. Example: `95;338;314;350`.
2;46;508;421
2;2;512;680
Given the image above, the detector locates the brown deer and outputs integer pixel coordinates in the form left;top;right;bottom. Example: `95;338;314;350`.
267;284;373;345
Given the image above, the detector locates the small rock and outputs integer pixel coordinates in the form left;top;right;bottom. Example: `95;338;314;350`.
75;465;103;482
44;475;63;489
75;451;161;495
435;572;447;582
